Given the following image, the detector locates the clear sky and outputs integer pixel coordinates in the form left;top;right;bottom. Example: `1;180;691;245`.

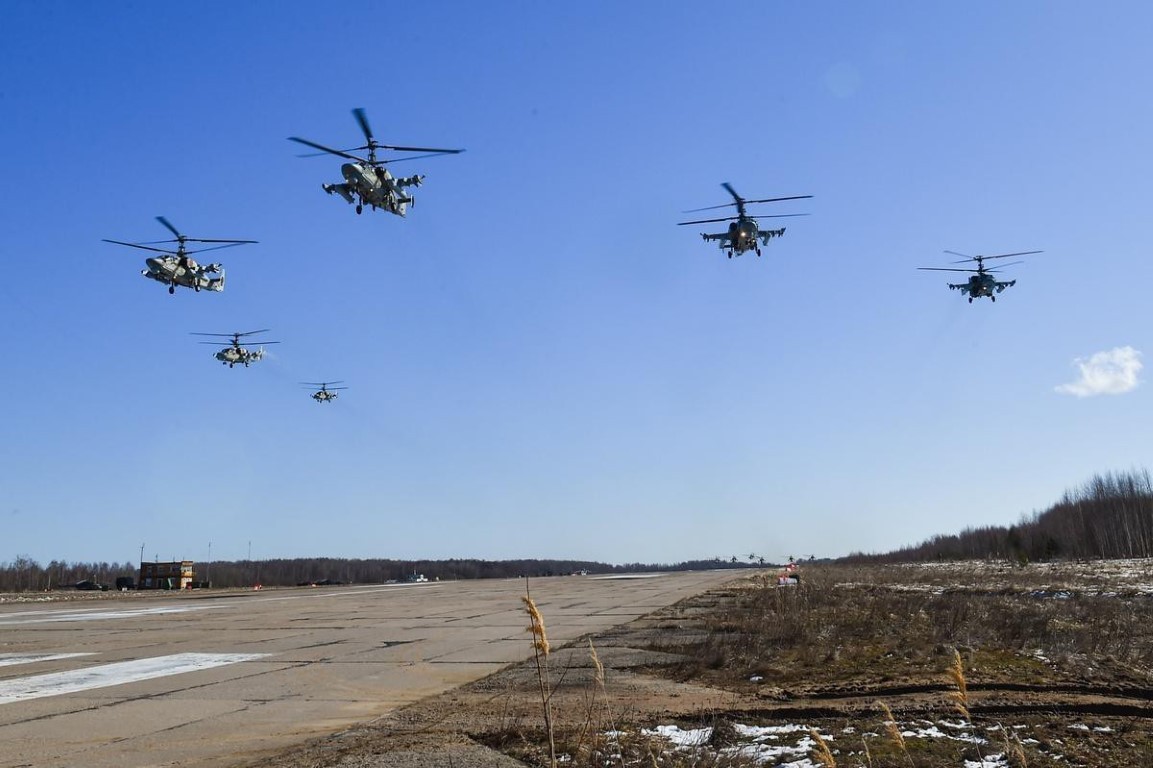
3;2;1151;567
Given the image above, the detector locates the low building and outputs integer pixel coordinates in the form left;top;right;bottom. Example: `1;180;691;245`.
138;561;194;590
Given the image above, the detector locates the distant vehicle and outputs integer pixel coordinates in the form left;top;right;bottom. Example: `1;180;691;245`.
115;576;135;591
289;108;464;217
918;250;1042;303
302;381;347;403
75;580;109;591
191;329;280;368
405;573;429;583
103;216;256;295
678;183;811;258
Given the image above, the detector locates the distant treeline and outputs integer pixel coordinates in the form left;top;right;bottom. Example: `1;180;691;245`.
845;469;1153;563
0;555;765;593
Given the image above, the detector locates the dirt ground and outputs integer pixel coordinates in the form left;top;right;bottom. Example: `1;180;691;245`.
234;564;1153;767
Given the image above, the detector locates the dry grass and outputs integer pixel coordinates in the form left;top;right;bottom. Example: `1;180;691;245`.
491;562;1153;767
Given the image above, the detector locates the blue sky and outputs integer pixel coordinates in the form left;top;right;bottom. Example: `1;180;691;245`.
2;2;1151;567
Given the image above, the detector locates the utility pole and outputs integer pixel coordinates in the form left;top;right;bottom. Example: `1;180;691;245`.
207;542;212;587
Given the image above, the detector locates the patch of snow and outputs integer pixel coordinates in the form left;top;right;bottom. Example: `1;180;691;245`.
642;725;712;746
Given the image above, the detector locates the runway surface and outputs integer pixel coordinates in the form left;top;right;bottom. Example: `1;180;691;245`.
0;570;741;767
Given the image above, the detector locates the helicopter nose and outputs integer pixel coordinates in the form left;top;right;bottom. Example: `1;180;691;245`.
145;258;163;273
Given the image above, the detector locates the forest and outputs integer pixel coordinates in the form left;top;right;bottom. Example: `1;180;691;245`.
0;554;757;593
5;469;1151;592
846;469;1153;563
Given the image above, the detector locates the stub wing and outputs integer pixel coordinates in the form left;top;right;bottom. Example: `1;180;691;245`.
994;280;1016;293
947;283;967;291
701;232;731;245
758;227;786;245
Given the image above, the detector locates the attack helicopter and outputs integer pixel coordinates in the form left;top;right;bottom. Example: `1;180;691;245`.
191;330;280;368
103;217;256;294
302;381;347;403
289;108;463;217
918;250;1042;303
678;183;811;257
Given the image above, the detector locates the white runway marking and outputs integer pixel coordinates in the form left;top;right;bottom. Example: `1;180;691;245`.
0;653;268;704
0;605;213;627
0;653;93;667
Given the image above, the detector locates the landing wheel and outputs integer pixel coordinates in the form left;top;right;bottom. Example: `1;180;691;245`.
991;296;996;302
756;248;762;257
168;285;175;295
355;204;363;215
968;297;973;303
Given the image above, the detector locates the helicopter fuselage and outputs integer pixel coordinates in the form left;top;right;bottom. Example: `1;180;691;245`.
728;220;760;253
322;162;425;217
214;347;263;368
142;256;224;294
950;272;1014;302
949;273;1016;302
703;218;786;257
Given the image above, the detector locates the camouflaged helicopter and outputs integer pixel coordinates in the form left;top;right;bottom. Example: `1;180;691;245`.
191;330;280;368
289;108;463;217
918;250;1042;303
103;216;256;295
678;183;811;257
302;381;347;403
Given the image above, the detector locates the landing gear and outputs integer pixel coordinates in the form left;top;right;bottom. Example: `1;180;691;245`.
168;285;175;295
355;204;363;215
755;247;762;257
968;297;973;303
990;295;996;302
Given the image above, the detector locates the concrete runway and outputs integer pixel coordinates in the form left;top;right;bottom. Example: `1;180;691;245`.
0;570;741;767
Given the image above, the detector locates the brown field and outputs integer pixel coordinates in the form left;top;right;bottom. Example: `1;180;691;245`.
244;560;1153;768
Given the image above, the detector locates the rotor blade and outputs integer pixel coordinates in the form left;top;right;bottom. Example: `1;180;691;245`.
236;329;271;337
352;107;374;143
191;332;238;337
377;144;464;154
677;216;738;226
742;195;814;204
943;250;972;260
185;238;258;244
682;201;741;213
156;216;182;239
288;136;368;163
747;213;810;219
721;182;741;202
103;239;176;254
986;261;1024;271
918;267;978;273
378;152;460;165
683;194;811;214
300;381;345;386
183;243;252;256
984;250;1042;260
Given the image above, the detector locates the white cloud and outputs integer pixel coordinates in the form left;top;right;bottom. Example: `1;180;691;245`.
1056;346;1143;397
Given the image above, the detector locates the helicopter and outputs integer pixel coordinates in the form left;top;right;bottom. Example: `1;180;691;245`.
918;250;1042;303
288;108;464;217
191;330;280;368
302;381;347;403
678;183;811;257
103;216;256;295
